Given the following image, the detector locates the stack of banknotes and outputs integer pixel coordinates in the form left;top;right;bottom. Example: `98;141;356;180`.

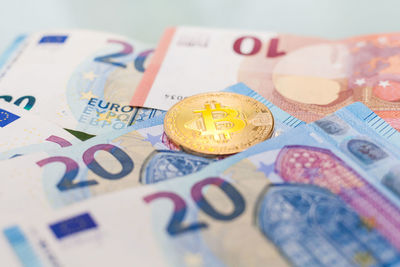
1;27;400;266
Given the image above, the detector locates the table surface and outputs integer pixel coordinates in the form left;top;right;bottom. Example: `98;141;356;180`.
1;0;400;53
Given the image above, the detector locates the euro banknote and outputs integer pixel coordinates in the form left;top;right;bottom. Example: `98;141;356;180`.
131;26;400;130
0;83;300;225
0;100;79;154
0;30;164;135
0;35;25;70
4;103;400;266
0;133;82;161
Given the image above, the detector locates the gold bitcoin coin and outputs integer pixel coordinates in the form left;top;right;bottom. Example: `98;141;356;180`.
164;92;274;156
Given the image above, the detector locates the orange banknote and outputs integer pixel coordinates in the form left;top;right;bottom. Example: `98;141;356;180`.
131;27;400;130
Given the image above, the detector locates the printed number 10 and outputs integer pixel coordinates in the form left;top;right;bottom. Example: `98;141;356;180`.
233;36;286;58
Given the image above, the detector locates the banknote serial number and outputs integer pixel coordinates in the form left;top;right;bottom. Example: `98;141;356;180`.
177;34;209;47
165;94;187;101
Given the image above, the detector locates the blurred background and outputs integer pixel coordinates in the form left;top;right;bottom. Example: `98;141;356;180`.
1;0;400;52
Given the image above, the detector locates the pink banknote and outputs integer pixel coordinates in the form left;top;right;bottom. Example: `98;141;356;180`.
131;27;400;130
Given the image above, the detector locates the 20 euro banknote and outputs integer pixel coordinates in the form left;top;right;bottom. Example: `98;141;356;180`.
0;100;79;154
4;102;400;266
0;84;300;225
0;30;163;135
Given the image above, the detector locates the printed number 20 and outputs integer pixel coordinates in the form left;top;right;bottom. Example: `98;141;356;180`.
143;177;245;236
94;39;153;72
94;40;133;68
36;144;134;191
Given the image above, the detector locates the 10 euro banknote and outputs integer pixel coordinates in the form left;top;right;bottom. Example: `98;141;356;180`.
131;26;400;131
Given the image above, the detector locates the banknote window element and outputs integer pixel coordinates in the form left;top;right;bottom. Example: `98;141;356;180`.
347;139;388;165
314;117;349;135
382;166;400;197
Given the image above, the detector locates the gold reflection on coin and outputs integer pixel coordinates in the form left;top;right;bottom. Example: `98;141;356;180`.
164;92;274;155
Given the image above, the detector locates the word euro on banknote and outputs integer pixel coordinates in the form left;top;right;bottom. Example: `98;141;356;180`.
0;83;301;224
0;30;163;135
4;103;400;267
0;100;79;155
131;26;400;130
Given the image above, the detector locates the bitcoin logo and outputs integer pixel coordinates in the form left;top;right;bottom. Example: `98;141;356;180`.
193;103;246;140
164;92;274;156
